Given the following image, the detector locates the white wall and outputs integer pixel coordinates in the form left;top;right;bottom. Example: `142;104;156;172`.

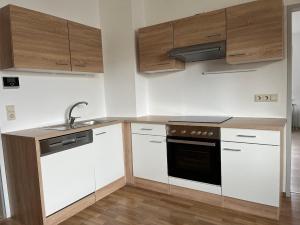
131;0;149;116
0;0;106;217
292;11;300;108
99;0;137;117
147;61;286;117
0;72;106;132
292;33;300;105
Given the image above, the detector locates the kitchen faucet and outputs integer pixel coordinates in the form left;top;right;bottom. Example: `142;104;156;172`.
68;101;88;127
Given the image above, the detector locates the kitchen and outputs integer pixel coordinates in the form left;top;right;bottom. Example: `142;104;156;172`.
0;0;298;225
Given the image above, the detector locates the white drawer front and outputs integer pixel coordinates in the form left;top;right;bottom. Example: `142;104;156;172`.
221;128;280;146
131;123;166;136
93;123;122;135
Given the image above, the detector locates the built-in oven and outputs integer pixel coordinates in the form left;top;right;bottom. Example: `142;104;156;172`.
167;125;221;185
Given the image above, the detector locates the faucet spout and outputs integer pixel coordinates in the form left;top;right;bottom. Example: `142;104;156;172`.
68;101;88;127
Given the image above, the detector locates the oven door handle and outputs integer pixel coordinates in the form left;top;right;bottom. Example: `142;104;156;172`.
167;139;216;147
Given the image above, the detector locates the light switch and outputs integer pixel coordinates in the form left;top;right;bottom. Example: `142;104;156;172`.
6;105;16;120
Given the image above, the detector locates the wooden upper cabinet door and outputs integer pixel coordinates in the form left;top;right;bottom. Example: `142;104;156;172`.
226;0;284;64
68;21;103;73
9;5;71;71
173;9;226;48
138;22;184;73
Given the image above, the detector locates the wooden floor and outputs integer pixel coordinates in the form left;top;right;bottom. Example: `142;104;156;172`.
292;131;300;193
1;186;300;225
59;186;299;225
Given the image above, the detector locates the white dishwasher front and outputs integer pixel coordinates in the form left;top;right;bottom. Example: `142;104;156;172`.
40;130;95;216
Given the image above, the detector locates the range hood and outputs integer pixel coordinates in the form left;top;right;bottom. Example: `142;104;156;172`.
169;41;226;62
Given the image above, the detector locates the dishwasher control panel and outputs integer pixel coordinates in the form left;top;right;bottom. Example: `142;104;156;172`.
40;130;93;157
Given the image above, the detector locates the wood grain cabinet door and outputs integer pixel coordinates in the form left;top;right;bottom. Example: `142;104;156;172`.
173;9;226;48
68;21;103;73
226;0;284;64
9;5;71;71
138;22;184;73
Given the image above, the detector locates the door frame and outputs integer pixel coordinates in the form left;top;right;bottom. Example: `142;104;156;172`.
287;4;300;196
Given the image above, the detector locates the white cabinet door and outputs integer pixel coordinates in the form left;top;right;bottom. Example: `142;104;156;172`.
93;124;125;190
221;141;280;207
41;144;95;216
132;134;168;184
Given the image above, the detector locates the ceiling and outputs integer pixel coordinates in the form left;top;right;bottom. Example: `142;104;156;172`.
293;11;300;34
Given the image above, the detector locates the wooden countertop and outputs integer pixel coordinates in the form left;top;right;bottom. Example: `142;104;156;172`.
3;116;286;140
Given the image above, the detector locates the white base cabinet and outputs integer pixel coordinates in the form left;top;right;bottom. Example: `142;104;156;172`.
132;123;168;184
93;124;125;190
221;129;280;207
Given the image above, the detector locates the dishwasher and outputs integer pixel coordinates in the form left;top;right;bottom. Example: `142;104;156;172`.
40;130;94;216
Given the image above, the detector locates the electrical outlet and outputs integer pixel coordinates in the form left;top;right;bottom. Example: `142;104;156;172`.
6;105;16;121
255;94;278;102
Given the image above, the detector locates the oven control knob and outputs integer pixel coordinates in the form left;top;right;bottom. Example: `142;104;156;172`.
208;132;214;136
202;132;208;136
181;130;187;134
191;131;196;135
171;130;176;134
197;131;202;135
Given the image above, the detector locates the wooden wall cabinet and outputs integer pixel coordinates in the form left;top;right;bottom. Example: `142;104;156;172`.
137;22;184;73
68;21;104;73
0;5;71;71
173;9;226;48
226;0;284;64
0;5;104;73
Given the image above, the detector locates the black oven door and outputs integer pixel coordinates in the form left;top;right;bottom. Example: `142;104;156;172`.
167;137;221;185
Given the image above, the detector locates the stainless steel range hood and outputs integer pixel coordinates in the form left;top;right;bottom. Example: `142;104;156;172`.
169;41;226;62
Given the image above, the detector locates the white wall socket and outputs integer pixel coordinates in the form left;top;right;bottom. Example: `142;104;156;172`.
255;94;278;102
6;105;16;121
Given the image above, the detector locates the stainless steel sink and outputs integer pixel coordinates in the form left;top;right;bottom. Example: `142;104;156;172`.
78;120;100;126
43;119;117;131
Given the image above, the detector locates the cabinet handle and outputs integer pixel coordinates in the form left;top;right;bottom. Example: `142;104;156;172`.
141;128;153;131
168;139;216;147
62;139;76;145
223;148;241;152
228;53;246;57
236;135;256;138
207;34;221;38
95;132;107;136
56;62;69;66
150;140;163;144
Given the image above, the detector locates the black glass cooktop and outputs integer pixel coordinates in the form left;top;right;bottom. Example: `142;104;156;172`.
168;116;232;124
